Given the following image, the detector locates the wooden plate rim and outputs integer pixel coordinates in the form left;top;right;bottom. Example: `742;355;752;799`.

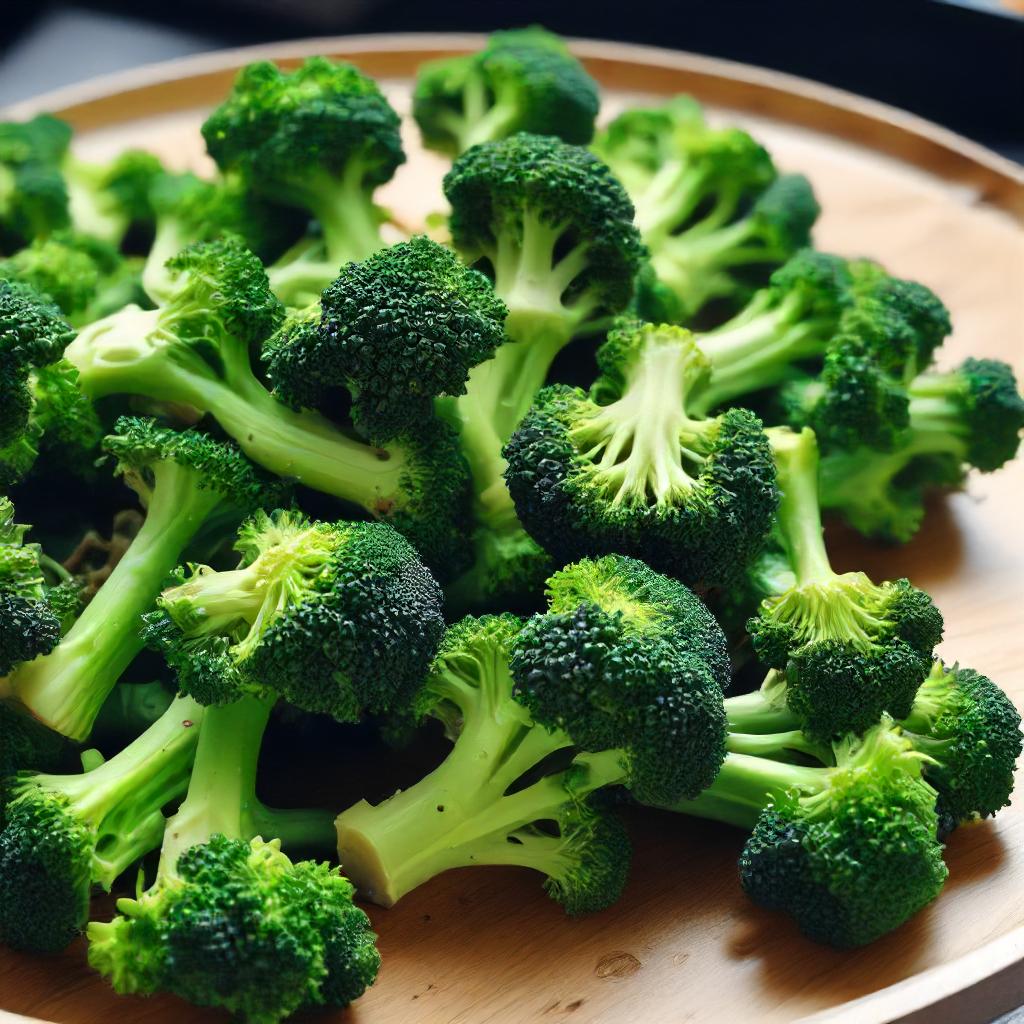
1;31;1022;1024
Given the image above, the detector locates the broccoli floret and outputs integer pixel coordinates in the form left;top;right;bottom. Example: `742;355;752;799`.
0;115;72;251
819;359;1024;541
413;27;600;156
263;236;507;441
335;556;727;910
3;417;285;741
898;661;1022;827
65;236;475;572
88;695;379;1022
202;57;404;306
437;133;644;608
594;98;794;317
61;147;164;247
143;170;301;304
505;320;778;587
142;509;444;719
0;695;203;951
746;428;943;740
672;717;948;947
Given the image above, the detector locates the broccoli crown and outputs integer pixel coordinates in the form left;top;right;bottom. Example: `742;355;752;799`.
162;235;284;350
103;416;288;512
145;510;444;719
0;116;72;247
511;602;727;803
505;382;778;588
444;133;645;320
748;574;943;740
739;723;947;947
901;661;1022;824
543;553;731;689
91;149;164;223
748;173;820;252
264;236;508;441
766;248;852;316
413;27;599;156
30;359;103;461
0;278;74;445
88;835;379;1023
202;57;404;199
0;785;91;951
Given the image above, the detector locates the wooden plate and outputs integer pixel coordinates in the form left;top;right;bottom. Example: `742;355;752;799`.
1;33;1022;1024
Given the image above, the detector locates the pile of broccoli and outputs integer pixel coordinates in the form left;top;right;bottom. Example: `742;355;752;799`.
0;27;1021;1023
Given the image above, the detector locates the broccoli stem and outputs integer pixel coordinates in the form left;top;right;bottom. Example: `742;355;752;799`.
62;157;126;246
692;291;830;414
439;74;519;152
141;220;191;305
9;460;225;740
724;681;802;734
31;695;203;888
633;161;709;243
66;307;410;513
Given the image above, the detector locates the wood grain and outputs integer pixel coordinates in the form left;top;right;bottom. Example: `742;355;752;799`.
1;35;1022;1024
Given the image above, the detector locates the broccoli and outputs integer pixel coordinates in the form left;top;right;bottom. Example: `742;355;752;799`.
2;417;285;741
0;699;72;777
593;97;802;318
142;509;445;720
670;717;948;947
334;555;728;910
819;358;1024;541
505;319;778;587
202;56;405;306
88;695;379;1023
143;170;300;304
744;427;943;740
898;660;1022;828
0;694;203;951
0;115;73;251
413;27;600;157
262;235;506;441
65;236;478;571
438;132;644;607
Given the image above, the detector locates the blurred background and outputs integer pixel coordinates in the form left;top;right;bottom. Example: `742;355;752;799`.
0;0;1021;159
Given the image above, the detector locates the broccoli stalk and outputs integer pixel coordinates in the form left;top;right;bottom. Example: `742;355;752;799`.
746;427;943;740
88;695;378;1023
819;358;1024;541
1;418;283;741
0;695;203;951
668;718;949;947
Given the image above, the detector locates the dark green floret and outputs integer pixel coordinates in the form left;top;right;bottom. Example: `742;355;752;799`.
263;236;507;441
143;509;445;719
3;417;285;741
504;320;778;587
746;428;943;740
898;660;1022;826
671;717;948;947
88;695;378;1023
335;558;727;910
202;56;405;306
0;695;202;951
413;27;600;156
819;358;1024;541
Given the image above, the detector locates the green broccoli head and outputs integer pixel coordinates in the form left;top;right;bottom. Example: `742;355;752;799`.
511;603;727;804
202;57;403;228
543;553;731;689
900;661;1022;826
413;27;600;156
161;235;284;350
444;133;645;339
144;510;444;719
0;116;72;249
88;834;379;1023
739;721;947;947
505;321;778;587
263;236;507;441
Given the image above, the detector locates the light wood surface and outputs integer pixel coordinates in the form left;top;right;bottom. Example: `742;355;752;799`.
1;34;1022;1024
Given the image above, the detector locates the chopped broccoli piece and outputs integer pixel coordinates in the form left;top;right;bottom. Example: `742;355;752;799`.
505;320;778;587
0;695;202;951
413;27;599;156
88;695;379;1022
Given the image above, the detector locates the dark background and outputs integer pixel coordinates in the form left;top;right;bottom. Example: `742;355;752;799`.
0;0;1022;159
